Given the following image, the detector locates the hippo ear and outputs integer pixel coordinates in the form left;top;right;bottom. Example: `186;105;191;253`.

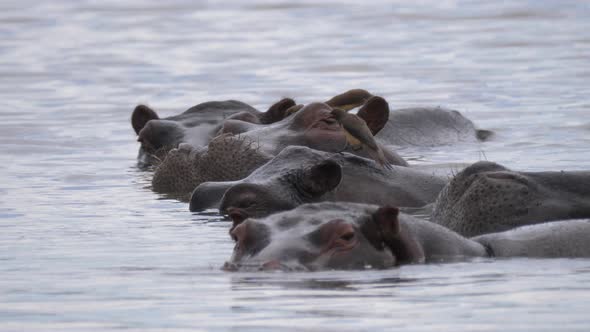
325;89;373;111
261;98;296;124
370;206;425;264
301;160;343;197
356;96;389;135
218;119;257;136
285;104;304;117
372;206;401;237
132;104;159;135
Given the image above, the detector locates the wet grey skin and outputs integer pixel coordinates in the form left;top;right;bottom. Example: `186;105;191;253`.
224;202;590;272
225;202;480;272
131;98;296;167
431;161;590;237
151;95;402;197
189;146;448;215
216;98;408;167
380;107;493;147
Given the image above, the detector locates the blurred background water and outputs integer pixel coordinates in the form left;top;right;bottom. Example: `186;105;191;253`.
1;0;589;331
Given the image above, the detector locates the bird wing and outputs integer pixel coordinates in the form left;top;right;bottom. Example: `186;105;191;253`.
344;130;362;148
341;115;379;151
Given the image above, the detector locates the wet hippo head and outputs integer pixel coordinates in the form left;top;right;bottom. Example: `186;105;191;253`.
215;96;404;166
288;102;344;150
224;202;424;271
131;99;295;166
205;147;343;216
190;146;337;214
192;144;442;217
432;161;590;237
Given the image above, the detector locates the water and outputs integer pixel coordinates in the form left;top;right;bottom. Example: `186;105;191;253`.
1;0;590;330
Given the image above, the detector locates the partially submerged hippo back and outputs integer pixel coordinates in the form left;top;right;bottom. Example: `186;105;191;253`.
472;219;590;258
224;202;486;272
131;99;295;166
431;161;590;237
377;107;492;146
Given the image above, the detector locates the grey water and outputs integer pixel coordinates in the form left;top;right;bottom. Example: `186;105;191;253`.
1;0;590;331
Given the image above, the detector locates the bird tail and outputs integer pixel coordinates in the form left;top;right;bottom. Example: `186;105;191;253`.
368;147;394;170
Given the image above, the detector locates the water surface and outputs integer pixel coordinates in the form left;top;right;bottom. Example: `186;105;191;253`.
1;1;590;331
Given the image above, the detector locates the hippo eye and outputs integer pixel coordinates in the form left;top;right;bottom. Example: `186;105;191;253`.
340;231;355;242
238;199;255;209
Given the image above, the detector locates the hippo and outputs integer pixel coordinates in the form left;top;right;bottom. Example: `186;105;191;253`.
152;96;407;196
189;146;448;217
220;94;492;148
131;89;376;167
379;107;492;147
151;134;273;198
431;161;590;237
131;98;296;166
216;97;408;166
224;202;590;271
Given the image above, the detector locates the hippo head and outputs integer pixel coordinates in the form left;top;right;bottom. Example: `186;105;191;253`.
132;105;174;164
131;99;295;166
215;96;398;164
190;146;343;215
431;161;590;237
191;145;409;218
224;202;422;271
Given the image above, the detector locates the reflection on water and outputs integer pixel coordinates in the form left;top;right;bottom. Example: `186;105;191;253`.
1;0;590;330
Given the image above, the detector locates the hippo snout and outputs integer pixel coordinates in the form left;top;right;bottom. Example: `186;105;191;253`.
189;181;235;212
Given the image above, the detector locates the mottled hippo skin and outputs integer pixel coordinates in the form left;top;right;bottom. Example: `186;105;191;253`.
131;98;295;166
152;135;273;198
152;96;407;196
224;202;590;271
431;161;590;237
189;146;448;216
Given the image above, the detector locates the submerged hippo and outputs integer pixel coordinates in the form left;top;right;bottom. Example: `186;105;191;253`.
131;89;375;167
131;98;295;166
189;146;448;216
431;161;590;237
224;202;590;271
152;96;407;196
379;107;492;146
221;94;491;148
216;97;408;166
